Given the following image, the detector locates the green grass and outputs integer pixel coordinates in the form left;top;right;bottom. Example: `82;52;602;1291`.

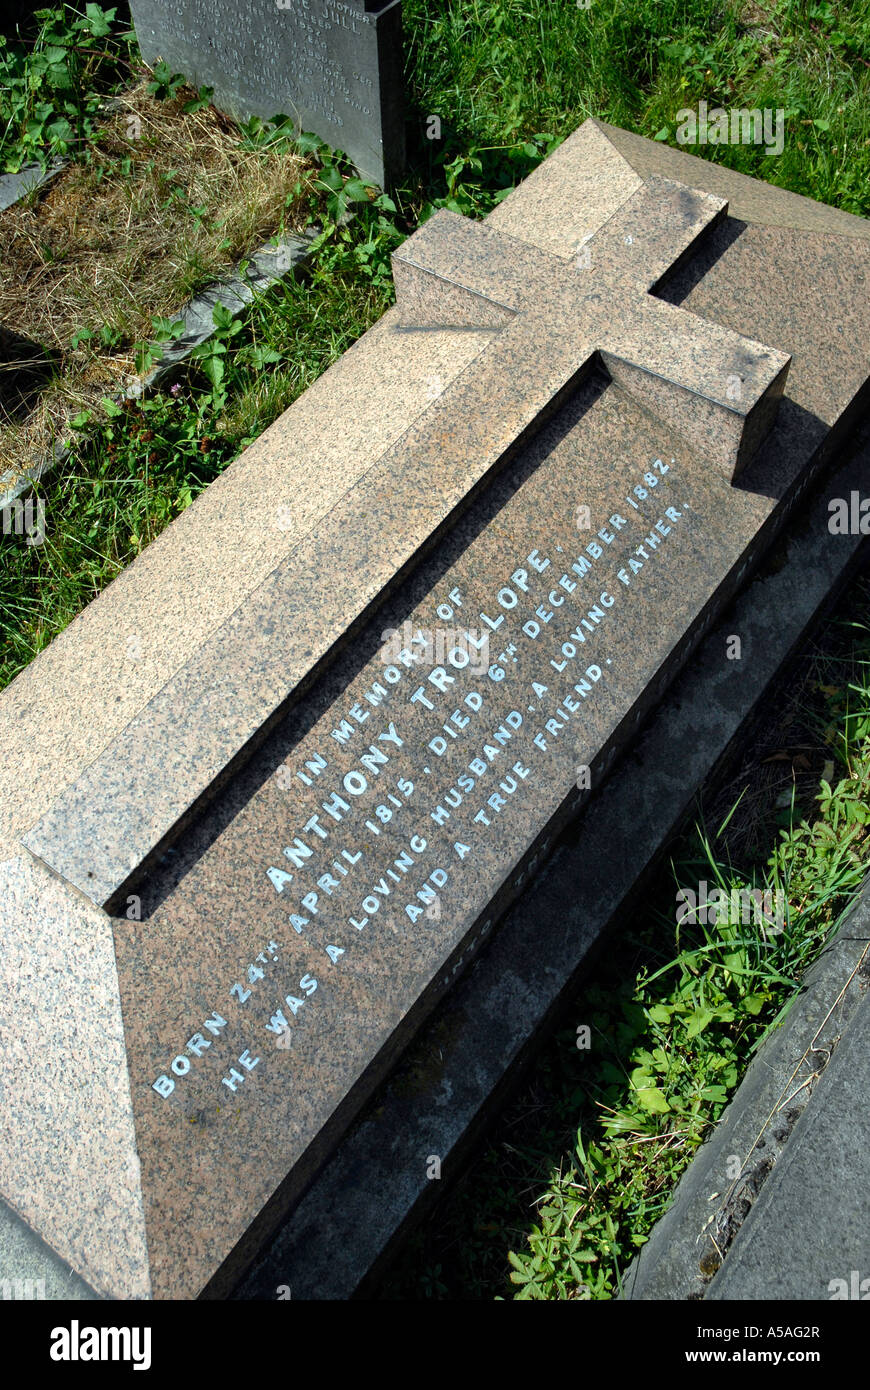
403;0;870;216
0;252;391;685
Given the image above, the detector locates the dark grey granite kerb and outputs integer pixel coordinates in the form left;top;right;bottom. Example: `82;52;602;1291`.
228;424;870;1301
623;882;870;1302
706;975;870;1302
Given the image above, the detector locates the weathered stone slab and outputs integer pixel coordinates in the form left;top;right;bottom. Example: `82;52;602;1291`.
2;120;869;1301
0;161;64;213
128;0;405;187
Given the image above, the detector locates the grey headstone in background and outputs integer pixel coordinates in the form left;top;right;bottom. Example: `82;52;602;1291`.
0;161;65;212
128;0;405;187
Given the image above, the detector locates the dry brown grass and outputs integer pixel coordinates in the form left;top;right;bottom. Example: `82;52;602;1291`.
0;78;314;483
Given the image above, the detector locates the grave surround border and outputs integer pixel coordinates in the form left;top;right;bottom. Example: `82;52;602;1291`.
0;222;318;512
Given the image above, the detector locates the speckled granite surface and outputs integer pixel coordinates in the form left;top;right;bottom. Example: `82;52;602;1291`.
24;175;789;912
0;858;151;1299
2;119;868;1298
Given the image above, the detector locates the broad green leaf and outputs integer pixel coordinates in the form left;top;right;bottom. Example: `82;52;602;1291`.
342;177;370;202
686;1007;716;1038
636;1086;670;1114
85;5;116;38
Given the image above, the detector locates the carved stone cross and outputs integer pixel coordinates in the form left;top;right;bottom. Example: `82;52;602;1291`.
393;176;790;479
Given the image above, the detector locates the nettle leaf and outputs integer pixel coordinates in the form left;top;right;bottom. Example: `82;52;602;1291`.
211;302;235;330
46;117;74;141
296;130;324;155
342;177;371;202
85;5;116;38
152;316;185;341
318;164;344;193
243;345;282;369
326;190;348;222
202;355;224;389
